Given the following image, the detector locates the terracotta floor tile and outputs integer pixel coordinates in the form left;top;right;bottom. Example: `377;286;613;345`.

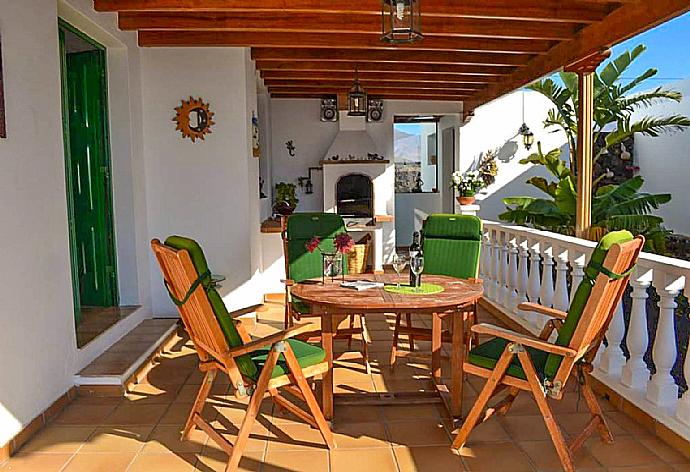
332;421;390;449
605;410;654;436
330;448;398;472
262;448;329;472
519;440;602;471
556;412;626;438
457;441;534;471
62;452;136;472
500;415;552;442
266;423;328;451
387;419;451;447
0;452;73;471
636;435;690;464
381;404;440;421
449;417;511;443
128;452;197;472
53;403;118;425
608;466;676;472
204;419;273;454
373;378;435;393
142;425;208;453
79;425;152;453
18;425;95;453
585;436;661;467
394;445;464;471
194;448;263;472
334;380;376;394
104;402;169;425
126;382;182;404
326;405;382;424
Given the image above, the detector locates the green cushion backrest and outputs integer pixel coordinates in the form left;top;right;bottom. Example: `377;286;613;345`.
422;215;482;279
286;213;349;283
542;230;634;379
163;236;259;379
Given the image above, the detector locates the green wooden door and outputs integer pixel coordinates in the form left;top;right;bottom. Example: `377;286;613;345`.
62;40;117;311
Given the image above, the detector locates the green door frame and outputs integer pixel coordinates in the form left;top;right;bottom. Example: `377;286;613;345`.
59;19;119;324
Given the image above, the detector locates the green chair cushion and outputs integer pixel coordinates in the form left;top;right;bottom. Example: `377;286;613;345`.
422;214;482;279
291;296;311;315
467;338;549;381
250;339;326;379
286;213;349;283
542;230;635;378
163;235;259;379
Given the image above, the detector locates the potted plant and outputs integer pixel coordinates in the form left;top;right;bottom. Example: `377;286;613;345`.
273;182;299;216
451;170;484;205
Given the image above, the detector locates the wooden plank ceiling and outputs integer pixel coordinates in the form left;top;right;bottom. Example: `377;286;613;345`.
95;0;690;111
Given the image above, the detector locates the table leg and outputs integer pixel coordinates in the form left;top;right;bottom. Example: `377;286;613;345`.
431;312;442;382
451;307;465;418
321;311;334;421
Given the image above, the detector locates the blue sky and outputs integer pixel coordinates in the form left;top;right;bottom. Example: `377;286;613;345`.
608;11;690;84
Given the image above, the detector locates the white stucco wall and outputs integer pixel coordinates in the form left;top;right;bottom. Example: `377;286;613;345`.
634;78;690;236
142;47;263;315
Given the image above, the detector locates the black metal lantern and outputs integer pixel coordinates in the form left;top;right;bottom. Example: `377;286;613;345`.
348;68;368;117
518;123;535;150
381;0;423;44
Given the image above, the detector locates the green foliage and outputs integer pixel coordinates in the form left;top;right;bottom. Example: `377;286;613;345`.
499;146;671;253
275;182;299;207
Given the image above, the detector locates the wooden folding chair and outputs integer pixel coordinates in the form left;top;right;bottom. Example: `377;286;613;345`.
391;214;482;367
451;231;644;472
152;236;335;472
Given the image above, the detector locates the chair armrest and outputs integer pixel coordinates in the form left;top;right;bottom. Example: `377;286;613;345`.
518;302;567;320
228;304;263;319
471;323;577;358
226;323;317;357
281;279;295;287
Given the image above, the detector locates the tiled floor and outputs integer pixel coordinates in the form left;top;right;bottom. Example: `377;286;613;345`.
4;301;689;472
77;306;140;348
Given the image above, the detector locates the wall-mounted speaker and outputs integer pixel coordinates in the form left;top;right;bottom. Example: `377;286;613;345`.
320;97;338;122
367;99;384;122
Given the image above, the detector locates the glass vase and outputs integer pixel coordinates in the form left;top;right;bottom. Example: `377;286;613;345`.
322;252;343;283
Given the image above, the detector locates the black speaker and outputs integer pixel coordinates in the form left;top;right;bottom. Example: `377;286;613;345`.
367;99;384;122
320;98;338;122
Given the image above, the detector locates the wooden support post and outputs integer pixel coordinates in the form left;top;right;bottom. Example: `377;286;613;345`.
575;70;594;239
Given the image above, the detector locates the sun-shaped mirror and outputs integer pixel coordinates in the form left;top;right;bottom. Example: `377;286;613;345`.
173;97;215;143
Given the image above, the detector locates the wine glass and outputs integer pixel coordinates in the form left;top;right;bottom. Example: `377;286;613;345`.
409;256;425;292
392;253;407;288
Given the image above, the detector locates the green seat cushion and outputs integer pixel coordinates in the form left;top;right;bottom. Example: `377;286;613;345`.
286;213;349;283
250;339;326;379
422;214;482;279
542;230;634;378
467;338;549;381
163;235;259;379
291;296;311;315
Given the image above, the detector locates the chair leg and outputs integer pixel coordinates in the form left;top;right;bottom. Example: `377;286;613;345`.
517;349;575;472
390;313;402;368
226;349;279;472
359;314;371;374
582;375;613;443
451;347;514;450
406;313;415;351
283;343;336;449
183;368;216;440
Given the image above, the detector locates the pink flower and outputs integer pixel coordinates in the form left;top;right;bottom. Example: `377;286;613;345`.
334;233;355;254
305;236;321;253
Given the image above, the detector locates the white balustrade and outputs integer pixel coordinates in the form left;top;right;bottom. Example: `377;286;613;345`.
480;221;690;441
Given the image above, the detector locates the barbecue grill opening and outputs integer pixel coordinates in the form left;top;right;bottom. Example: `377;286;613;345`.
336;174;374;218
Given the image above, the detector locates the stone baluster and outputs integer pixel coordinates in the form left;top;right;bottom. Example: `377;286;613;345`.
598;301;626;377
516;237;530;321
525;240;542;328
481;232;492;296
492;234;502;303
507;235;520;313
553;246;570;312
621;267;652;390
570;251;586;302
500;233;511;308
539;242;555;305
677;280;690;424
647;274;683;407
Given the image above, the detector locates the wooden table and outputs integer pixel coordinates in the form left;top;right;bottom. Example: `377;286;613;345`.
291;274;484;424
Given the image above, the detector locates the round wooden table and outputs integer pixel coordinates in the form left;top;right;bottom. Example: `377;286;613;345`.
291;274;484;423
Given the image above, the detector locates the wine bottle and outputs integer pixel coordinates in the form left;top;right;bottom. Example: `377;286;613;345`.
409;231;422;287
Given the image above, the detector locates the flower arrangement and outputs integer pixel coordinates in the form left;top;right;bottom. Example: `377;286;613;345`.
305;233;355;254
451;170;485;197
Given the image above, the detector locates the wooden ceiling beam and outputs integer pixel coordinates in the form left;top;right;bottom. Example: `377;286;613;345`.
97;0;612;23
268;87;470;97
270;93;464;101
137;31;554;54
251;48;530;67
259;70;500;84
472;0;690;107
255;60;515;76
263;79;485;91
118;12;578;40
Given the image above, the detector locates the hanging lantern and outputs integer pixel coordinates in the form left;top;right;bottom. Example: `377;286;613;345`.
518;123;535;150
348;68;367;117
381;0;423;44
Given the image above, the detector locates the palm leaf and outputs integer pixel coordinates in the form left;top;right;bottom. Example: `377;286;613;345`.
618;88;683;111
605;115;690;148
599;44;647;87
618;68;658;95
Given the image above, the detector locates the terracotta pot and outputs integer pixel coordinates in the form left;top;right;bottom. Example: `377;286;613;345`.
457;196;476;205
273;201;296;216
